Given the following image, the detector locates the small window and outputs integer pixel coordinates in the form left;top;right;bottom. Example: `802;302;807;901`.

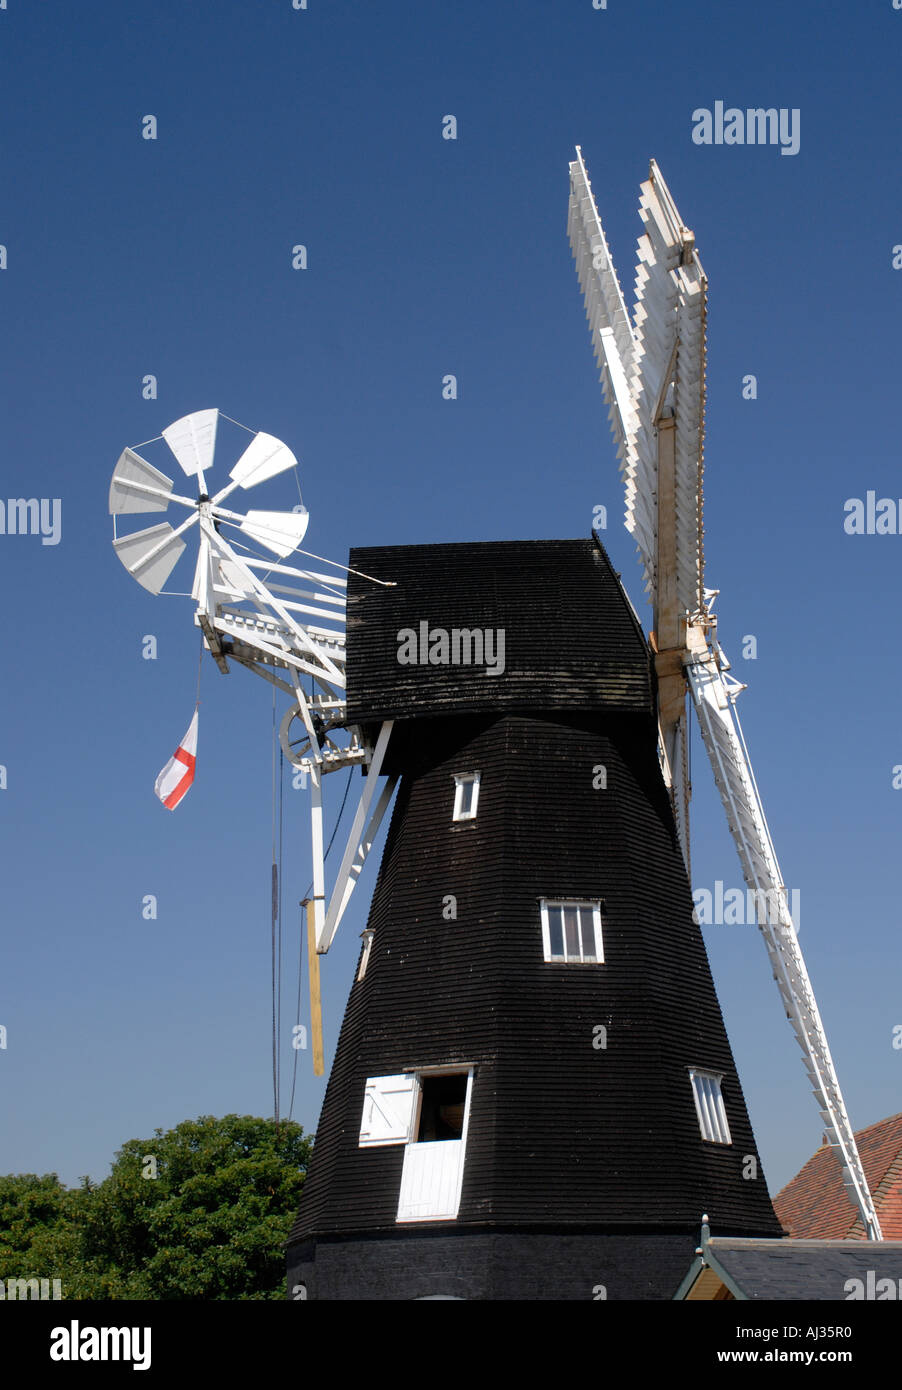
689;1069;732;1145
415;1073;468;1142
452;772;481;822
356;928;374;982
540;899;604;963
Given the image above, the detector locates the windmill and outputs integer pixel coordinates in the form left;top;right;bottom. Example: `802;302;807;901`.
283;156;880;1300
281;166;866;1297
286;536;795;1301
110;414;786;1300
566;147;881;1242
111;153;879;1304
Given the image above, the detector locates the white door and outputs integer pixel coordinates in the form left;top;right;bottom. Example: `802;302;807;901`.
397;1139;465;1222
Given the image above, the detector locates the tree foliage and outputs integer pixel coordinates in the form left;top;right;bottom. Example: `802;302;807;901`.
0;1115;310;1300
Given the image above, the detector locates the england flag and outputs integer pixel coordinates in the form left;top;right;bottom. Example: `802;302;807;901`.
154;709;198;810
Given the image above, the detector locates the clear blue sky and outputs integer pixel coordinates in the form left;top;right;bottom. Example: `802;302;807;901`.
2;0;901;1205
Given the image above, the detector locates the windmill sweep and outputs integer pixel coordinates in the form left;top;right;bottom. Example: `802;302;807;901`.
110;152;881;1303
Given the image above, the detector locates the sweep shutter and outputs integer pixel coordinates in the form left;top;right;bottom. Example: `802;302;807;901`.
359;1074;417;1146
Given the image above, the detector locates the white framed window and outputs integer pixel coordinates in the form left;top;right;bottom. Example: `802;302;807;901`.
540;899;604;963
452;772;481;822
358;1068;474;1150
689;1069;732;1145
358;1067;475;1222
356;928;375;982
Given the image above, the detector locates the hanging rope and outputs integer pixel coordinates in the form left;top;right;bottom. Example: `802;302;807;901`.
271;687;280;1124
297;763;354;905
278;745;284;1111
195;632;204;708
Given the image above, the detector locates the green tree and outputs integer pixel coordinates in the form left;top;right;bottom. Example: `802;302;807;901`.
0;1115;310;1300
0;1173;79;1283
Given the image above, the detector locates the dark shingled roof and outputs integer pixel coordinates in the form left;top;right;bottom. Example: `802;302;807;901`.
676;1237;902;1300
774;1113;902;1241
344;538;653;725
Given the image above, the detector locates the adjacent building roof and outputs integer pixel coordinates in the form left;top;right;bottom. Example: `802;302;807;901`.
774;1113;902;1241
676;1233;902;1300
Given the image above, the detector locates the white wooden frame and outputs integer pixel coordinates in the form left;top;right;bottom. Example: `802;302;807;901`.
452;771;481;822
539;899;604;964
358;1073;418;1147
569;155;883;1239
317;720;396;952
689;1068;732;1146
404;1064;475;1143
396;1067;475;1224
356;928;375;983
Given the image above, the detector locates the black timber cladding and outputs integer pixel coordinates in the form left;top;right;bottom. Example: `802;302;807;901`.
288;1229;706;1301
345;538;653;725
289;712;783;1251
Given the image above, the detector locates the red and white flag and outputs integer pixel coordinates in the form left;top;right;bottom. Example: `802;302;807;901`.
154;709;198;810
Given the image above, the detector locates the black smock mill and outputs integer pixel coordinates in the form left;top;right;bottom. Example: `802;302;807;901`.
285;538;783;1300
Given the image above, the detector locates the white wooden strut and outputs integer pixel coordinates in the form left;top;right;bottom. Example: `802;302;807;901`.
568;151;882;1241
193;516;399;962
317;720;396;954
686;643;882;1241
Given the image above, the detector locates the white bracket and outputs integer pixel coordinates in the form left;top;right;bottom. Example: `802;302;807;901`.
317;720;396;953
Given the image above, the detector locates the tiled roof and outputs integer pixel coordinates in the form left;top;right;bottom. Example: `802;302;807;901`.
774;1113;902;1241
677;1237;902;1300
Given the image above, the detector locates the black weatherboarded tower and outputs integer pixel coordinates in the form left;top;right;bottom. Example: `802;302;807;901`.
286;538;783;1300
